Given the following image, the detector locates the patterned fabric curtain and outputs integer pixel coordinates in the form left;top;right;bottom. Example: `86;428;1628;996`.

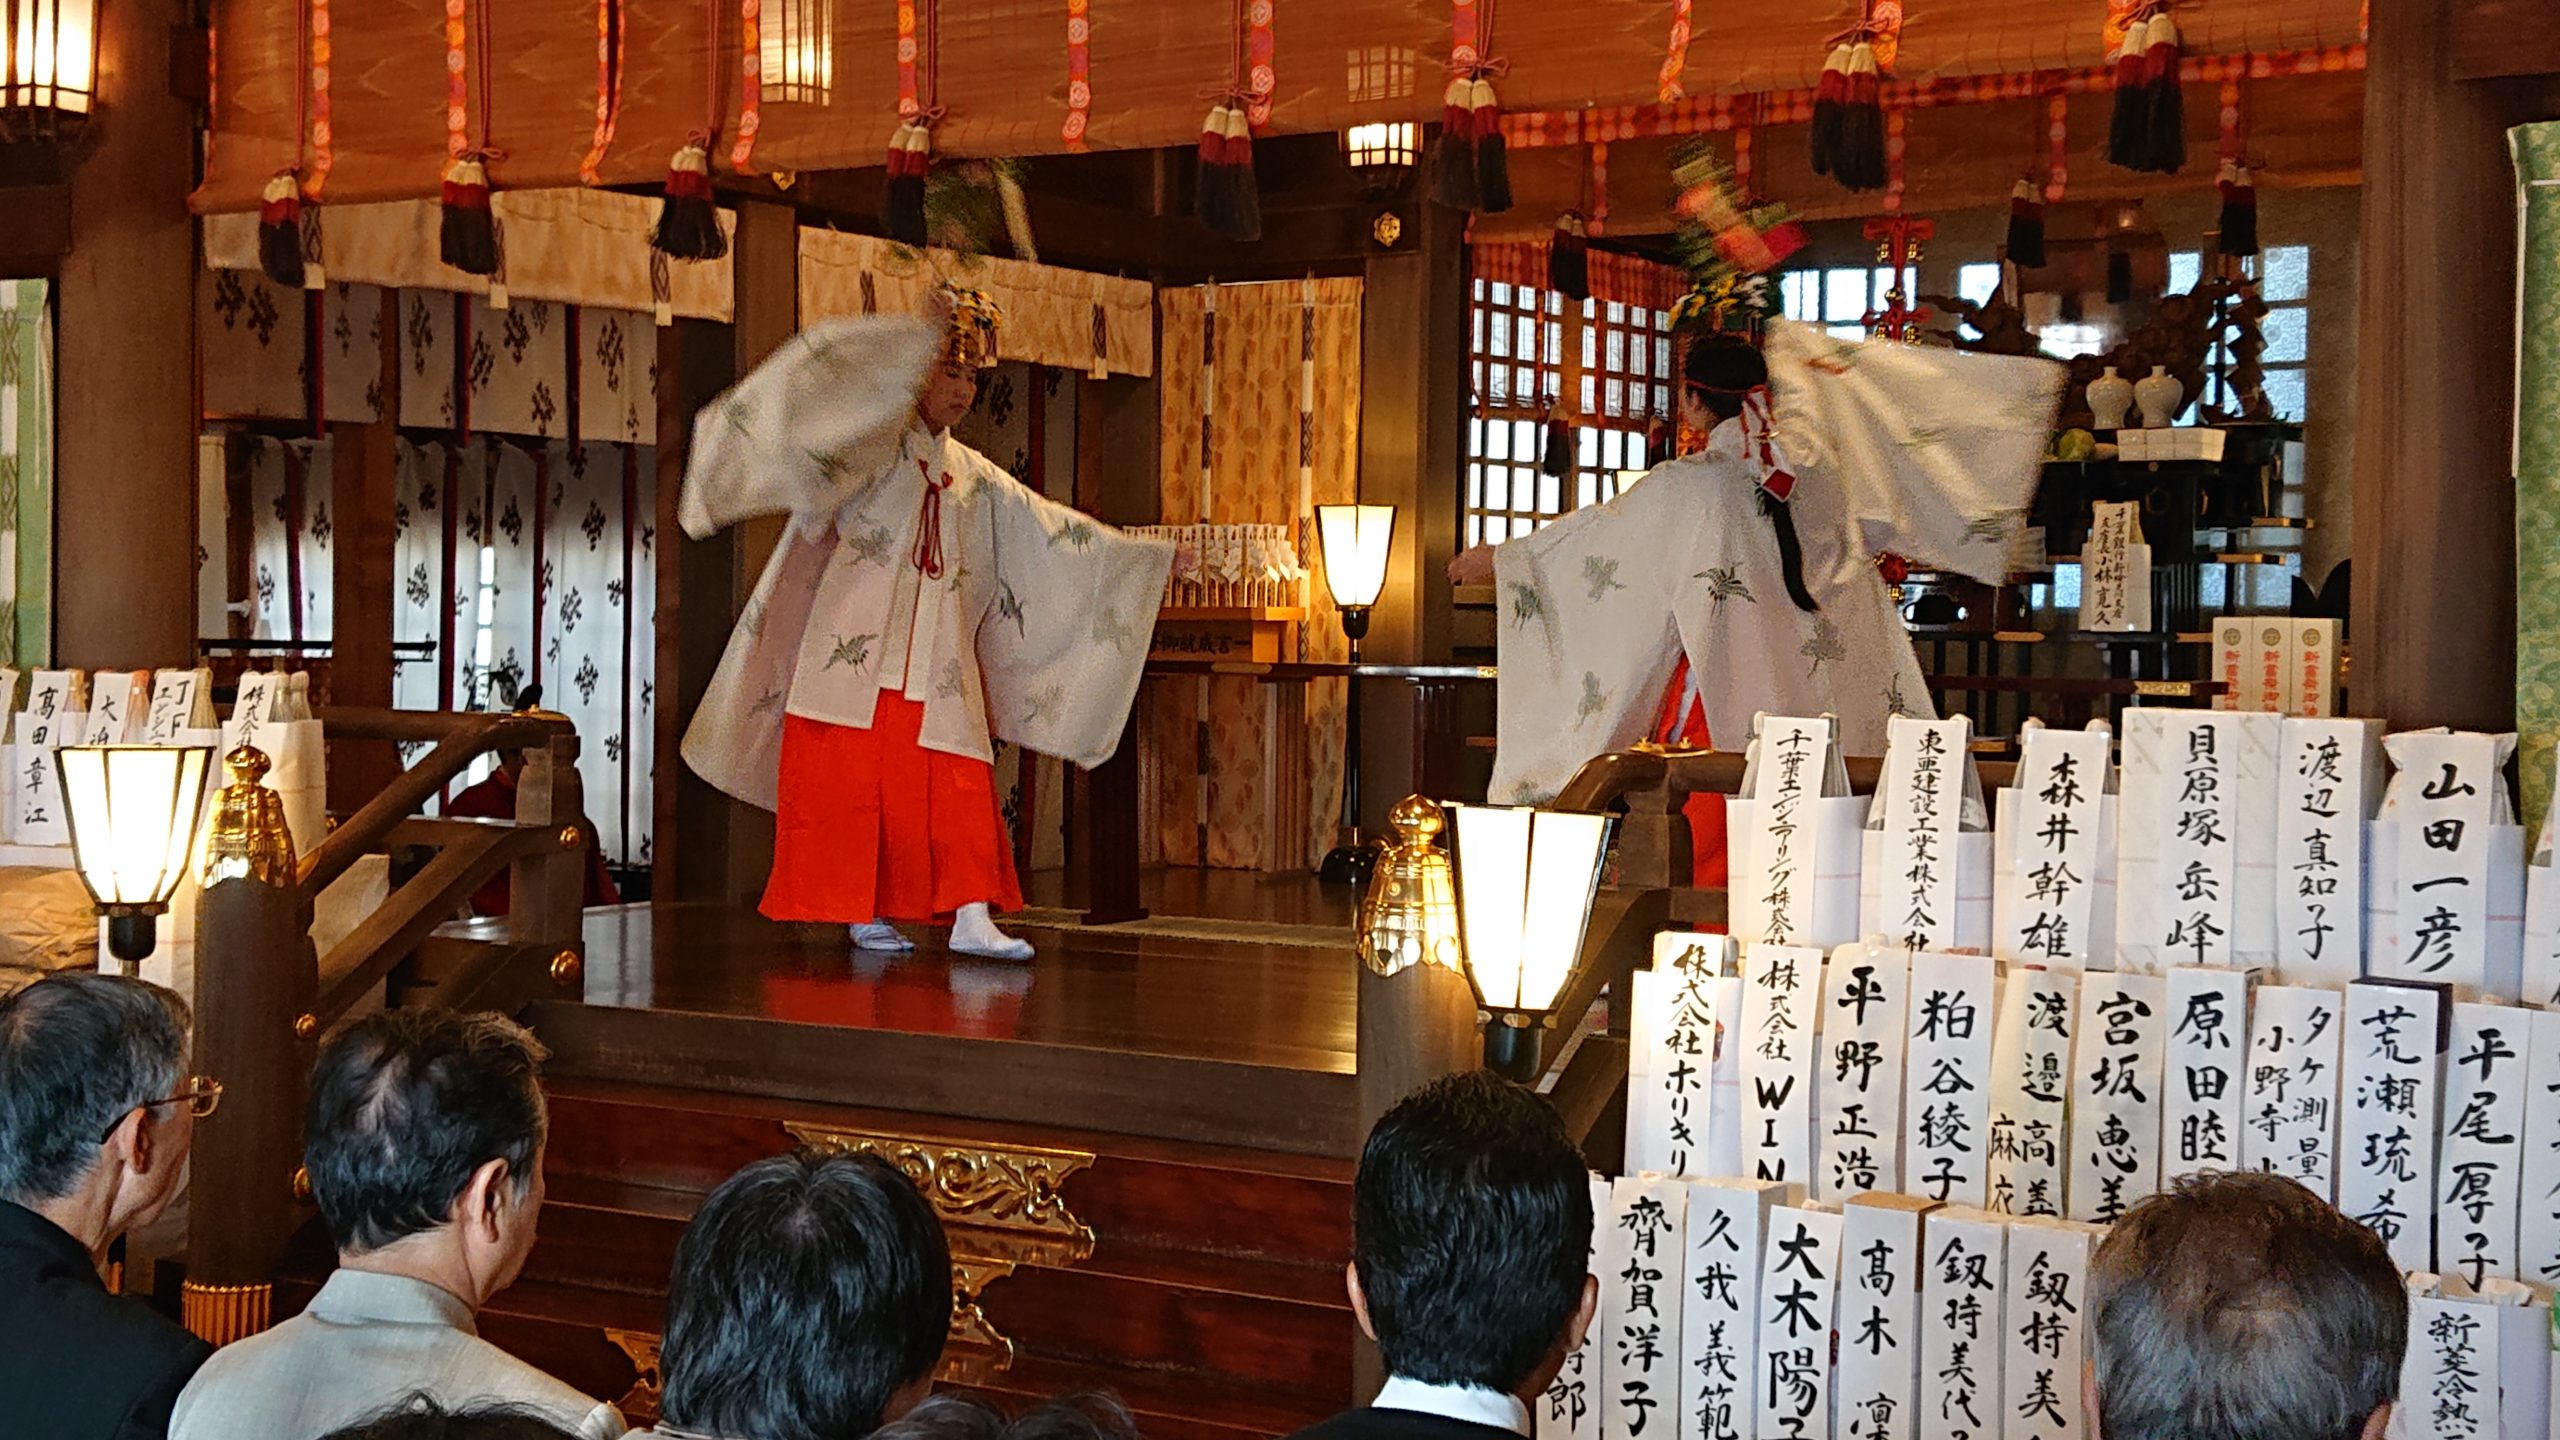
0;281;53;664
2513;120;2560;836
391;439;447;731
1149;279;1364;871
240;435;335;643
539;441;657;870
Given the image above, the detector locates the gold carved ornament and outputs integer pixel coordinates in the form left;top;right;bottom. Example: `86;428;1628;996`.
200;746;298;888
781;1123;1097;1245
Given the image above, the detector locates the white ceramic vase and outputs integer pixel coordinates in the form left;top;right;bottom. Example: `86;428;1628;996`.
2134;365;2184;428
2086;367;2134;429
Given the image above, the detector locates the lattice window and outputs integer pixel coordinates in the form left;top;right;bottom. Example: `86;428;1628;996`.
1465;279;1672;547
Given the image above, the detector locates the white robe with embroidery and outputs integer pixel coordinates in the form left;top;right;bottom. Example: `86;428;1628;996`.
679;316;1175;812
1490;320;2063;803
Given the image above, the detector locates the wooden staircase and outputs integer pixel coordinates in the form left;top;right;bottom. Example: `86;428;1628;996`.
274;1004;1361;1440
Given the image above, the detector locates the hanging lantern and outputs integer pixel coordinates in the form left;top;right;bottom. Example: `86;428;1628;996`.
760;0;833;104
1343;121;1418;195
1;0;101;142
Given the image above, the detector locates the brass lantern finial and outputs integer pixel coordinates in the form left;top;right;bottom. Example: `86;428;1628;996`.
1355;795;1462;978
201;746;298;888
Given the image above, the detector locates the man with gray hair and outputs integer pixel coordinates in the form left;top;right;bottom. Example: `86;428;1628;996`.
2088;1171;2406;1440
0;972;217;1439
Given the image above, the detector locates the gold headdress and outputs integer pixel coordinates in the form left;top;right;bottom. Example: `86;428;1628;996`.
940;285;1004;370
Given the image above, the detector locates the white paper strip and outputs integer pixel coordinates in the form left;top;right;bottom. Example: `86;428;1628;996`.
1838;1194;1939;1440
1738;718;1834;949
2239;983;2345;1199
2276;718;2378;987
1919;1208;2007;1440
1741;943;1824;1187
2385;731;2505;993
1877;716;1969;951
226;669;282;754
2340;979;2450;1273
1543;1175;1612;1440
78;671;148;745
1630;933;1735;1180
10;738;64;845
2402;1293;2495;1440
1602;1175;1686;1440
2518;1007;2560;1290
1820;943;1911;1202
1753;1206;1846;1440
144;668;213;744
1986;967;2077;1217
2160;966;2253;1180
1997;727;2110;968
2081;500;2144;633
2438;1002;2529;1288
1706;973;1749;1180
2067;972;2166;1224
20;670;78;747
2000;1220;2101;1440
2151;713;2240;968
1906;952;1998;1207
1680;1179;1785;1440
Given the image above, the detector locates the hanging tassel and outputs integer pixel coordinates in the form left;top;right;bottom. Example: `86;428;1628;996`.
1470;77;1512;214
259;172;307;288
2107;16;2149;170
2141;10;2186;173
2216;161;2259;257
1219;105;1263;242
884;121;931;246
1549;212;1590;301
439;156;498;276
2005;178;2047;269
1836;42;1887;191
652;139;727;261
1809;42;1851;180
1429;75;1482;212
1192;105;1235;239
1540;412;1572;478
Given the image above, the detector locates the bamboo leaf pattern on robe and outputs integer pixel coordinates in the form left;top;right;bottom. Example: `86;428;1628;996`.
936;658;965;699
996;581;1027;637
1048;518;1097;550
1508;580;1548;628
1091;605;1137;648
1576;671;1610;727
839;524;896;567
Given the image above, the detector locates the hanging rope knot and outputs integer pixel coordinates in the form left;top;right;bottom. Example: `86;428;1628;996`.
910;460;954;578
1739;387;1797;501
1443;54;1510;80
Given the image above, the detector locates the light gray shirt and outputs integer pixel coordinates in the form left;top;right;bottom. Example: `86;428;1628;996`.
169;1269;625;1440
1373;1377;1532;1436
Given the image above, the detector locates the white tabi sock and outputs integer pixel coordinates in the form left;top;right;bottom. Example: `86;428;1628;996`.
948;901;1034;961
850;920;915;952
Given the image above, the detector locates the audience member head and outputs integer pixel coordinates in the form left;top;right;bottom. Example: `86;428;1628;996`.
1351;1069;1596;1401
0;973;197;1250
866;1393;1142;1440
304;1010;551;1305
319;1395;578;1439
2088;1171;2406;1440
659;1149;954;1440
1681;333;1769;429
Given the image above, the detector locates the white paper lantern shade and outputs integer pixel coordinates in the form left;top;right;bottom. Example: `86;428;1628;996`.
56;744;215;965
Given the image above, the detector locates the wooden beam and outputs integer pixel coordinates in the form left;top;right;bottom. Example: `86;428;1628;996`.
2451;0;2560;81
328;290;403;810
657;320;743;904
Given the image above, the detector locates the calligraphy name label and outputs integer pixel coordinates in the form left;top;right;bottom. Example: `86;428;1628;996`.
144;668;209;745
2518;1007;2560;1291
1631;933;1738;1180
1986;967;2078;1218
1544;1174;1613;1440
2000;726;2110;969
1838;1193;1939;1440
1681;1179;1785;1440
20;669;77;748
226;670;282;755
1821;943;1911;1203
2277;718;2377;987
1905;952;1998;1209
2339;979;2449;1274
2147;712;2241;969
2239;984;2345;1200
1740;718;1835;948
1603;1175;1687;1440
1753;1205;1846;1440
2067;972;2166;1225
2001;1218;2102;1440
2384;730;2502;994
2083;500;2143;633
1880;716;1970;952
2399;1294;2493;1440
2162;966;2254;1181
1742;943;1824;1187
1919;1208;2007;1440
2437;1001;2527;1289
78;671;146;745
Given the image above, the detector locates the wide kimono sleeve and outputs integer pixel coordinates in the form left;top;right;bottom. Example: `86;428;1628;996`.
678;315;942;539
976;472;1177;771
1764;317;2064;583
1488;464;1693;805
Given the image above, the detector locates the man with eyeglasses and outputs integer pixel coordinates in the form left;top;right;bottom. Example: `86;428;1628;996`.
0;972;219;1439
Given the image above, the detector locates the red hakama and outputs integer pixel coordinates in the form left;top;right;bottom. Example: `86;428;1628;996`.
761;696;1023;924
1652;655;1730;894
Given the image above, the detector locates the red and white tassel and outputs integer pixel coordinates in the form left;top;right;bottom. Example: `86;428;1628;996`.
2110;10;2186;173
653;139;726;261
2216;161;2258;257
884;120;932;247
1837;42;1886;191
439;156;498;277
2005;177;2047;269
1810;42;1851;181
1549;212;1589;301
1429;75;1481;212
259;172;307;288
1469;77;1511;214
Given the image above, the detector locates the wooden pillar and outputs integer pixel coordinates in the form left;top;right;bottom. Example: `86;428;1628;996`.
1356;202;1466;828
2347;0;2546;730
329;292;402;809
1074;373;1162;923
53;0;199;669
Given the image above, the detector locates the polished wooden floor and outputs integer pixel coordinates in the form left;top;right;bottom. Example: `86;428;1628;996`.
576;868;1358;1075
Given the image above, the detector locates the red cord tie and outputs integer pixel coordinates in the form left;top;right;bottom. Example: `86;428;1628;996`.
1741;388;1796;501
910;461;954;578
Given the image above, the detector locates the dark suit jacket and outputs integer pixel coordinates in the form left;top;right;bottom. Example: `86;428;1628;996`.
1285;1407;1527;1440
0;1199;212;1440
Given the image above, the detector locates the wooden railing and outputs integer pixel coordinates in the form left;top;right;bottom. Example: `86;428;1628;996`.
183;707;592;1344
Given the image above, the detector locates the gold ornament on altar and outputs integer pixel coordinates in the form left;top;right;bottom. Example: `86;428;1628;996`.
939;285;1004;371
200;746;298;888
1356;795;1462;977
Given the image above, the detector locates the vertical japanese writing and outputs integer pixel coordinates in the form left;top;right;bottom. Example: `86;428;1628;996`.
79;673;135;745
1630;934;1735;1180
1919;1211;2006;1440
1545;1175;1610;1440
2083;500;2139;633
1904;952;1997;1208
2399;1297;2491;1440
1603;1177;1685;1440
1741;718;1832;948
2067;974;2165;1225
2339;980;2447;1274
2276;719;2372;986
2161;967;2251;1180
143;669;202;745
2516;1007;2560;1290
2238;984;2344;1200
226;670;280;754
1838;1199;1934;1440
1680;1181;1776;1440
2383;730;2501;994
1986;968;2077;1217
1740;944;1822;1185
2435;1002;2524;1288
2001;1222;2098;1440
2156;714;2238;968
1881;717;1968;951
1752;1207;1845;1440
2000;727;2109;969
1821;944;1910;1202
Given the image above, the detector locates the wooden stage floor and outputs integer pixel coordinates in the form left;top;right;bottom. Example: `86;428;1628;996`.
573;867;1359;1077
